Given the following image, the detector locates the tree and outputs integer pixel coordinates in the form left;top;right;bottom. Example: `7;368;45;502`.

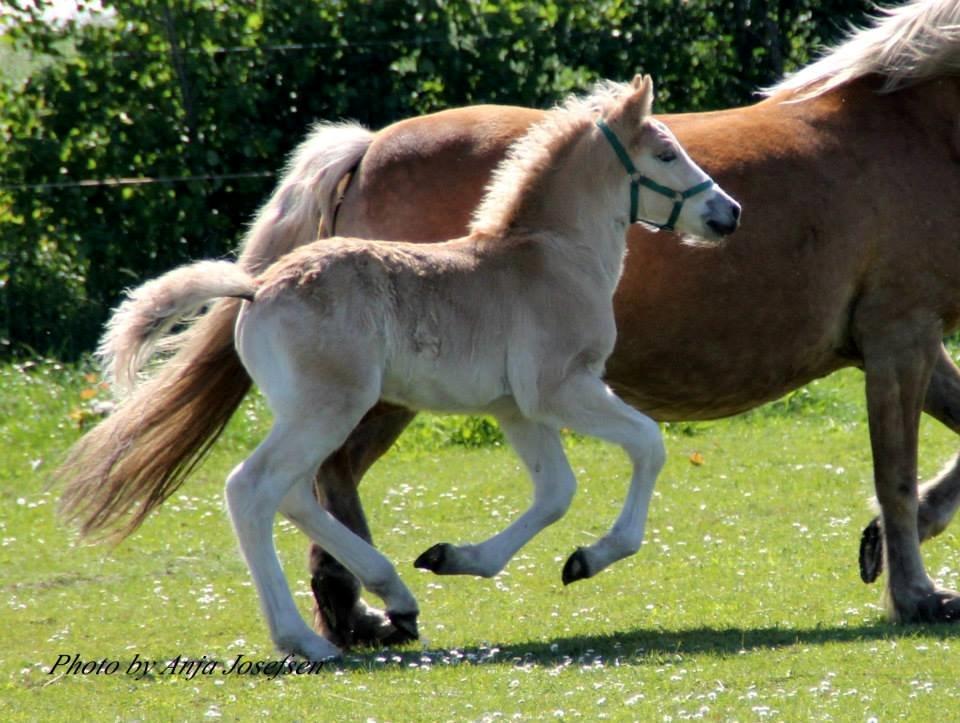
0;0;872;357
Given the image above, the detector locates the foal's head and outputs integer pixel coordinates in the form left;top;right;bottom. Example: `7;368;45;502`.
598;75;740;241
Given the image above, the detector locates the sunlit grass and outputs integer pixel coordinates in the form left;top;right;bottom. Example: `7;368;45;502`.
2;360;960;719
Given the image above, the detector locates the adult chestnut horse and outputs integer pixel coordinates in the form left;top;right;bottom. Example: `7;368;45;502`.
73;0;960;648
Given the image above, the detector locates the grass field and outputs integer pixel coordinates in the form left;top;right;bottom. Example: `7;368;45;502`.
2;359;960;720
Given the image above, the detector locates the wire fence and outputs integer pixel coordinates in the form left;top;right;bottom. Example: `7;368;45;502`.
0;171;275;192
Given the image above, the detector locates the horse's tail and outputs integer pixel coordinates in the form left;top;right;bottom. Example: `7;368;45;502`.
61;260;256;539
59;121;375;542
238;121;375;272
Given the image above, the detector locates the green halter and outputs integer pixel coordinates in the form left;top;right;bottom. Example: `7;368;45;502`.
596;118;714;231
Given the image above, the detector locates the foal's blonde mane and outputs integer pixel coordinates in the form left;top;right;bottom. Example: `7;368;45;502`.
768;0;960;99
470;80;631;237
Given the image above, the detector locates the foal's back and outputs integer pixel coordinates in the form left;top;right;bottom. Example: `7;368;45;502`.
248;233;592;414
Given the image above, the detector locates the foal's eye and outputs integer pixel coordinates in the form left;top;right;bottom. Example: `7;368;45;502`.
656;150;677;163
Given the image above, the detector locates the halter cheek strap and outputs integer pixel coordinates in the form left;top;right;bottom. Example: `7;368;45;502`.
596;118;714;231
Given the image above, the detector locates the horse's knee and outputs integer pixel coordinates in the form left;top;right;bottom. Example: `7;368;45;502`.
649;433;667;471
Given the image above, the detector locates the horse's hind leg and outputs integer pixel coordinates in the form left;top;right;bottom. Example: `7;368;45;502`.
538;374;666;584
414;415;576;577
860;344;960;583
308;404;417;648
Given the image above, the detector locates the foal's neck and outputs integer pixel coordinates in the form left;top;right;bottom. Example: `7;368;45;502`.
508;140;631;291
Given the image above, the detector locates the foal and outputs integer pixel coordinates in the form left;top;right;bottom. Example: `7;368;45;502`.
66;75;739;660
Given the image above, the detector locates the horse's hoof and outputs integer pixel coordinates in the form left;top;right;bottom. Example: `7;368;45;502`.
349;600;401;648
415;543;451;573
904;589;960;623
386;610;420;643
561;547;592;585
859;517;883;584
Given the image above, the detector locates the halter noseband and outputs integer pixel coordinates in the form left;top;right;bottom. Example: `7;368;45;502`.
596;118;714;231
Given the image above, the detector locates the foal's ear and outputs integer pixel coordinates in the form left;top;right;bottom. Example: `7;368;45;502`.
630;74;654;117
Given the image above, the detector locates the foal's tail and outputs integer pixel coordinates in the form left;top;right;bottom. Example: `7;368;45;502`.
61;260;255;538
97;261;257;393
58;121;375;541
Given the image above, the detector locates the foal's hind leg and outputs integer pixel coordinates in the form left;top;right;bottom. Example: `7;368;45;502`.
543;374;665;584
860;344;960;583
415;416;576;577
225;421;352;661
280;478;420;643
228;406;419;659
308;404;417;648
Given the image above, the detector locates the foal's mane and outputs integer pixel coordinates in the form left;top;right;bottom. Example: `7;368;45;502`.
767;0;960;99
469;80;630;237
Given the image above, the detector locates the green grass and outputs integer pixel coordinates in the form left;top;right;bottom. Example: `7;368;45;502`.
2;360;960;720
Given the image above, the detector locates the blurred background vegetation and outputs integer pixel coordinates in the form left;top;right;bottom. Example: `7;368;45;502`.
1;0;873;358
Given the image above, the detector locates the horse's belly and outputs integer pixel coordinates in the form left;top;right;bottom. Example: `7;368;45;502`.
605;328;850;422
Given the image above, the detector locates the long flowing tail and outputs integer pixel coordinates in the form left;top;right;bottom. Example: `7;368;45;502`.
59;121;375;541
238;121;375;273
61;260;256;538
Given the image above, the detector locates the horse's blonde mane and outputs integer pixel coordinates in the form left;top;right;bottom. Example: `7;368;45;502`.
767;0;960;99
470;80;631;236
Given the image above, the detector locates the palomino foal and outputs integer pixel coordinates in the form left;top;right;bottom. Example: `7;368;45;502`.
70;75;739;660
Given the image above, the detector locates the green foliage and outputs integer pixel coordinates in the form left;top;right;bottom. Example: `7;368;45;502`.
399;414;505;452
0;0;872;357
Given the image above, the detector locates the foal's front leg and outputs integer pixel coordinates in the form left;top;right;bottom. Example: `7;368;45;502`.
415;417;576;577
544;373;666;584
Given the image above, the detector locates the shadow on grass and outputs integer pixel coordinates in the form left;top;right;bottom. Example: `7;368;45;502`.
121;622;960;678
334;622;960;671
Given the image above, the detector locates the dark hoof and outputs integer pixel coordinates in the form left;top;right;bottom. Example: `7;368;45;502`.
350;602;401;648
561;547;592;586
311;555;406;649
386;610;420;643
859;517;883;584
904;590;960;623
414;543;452;573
